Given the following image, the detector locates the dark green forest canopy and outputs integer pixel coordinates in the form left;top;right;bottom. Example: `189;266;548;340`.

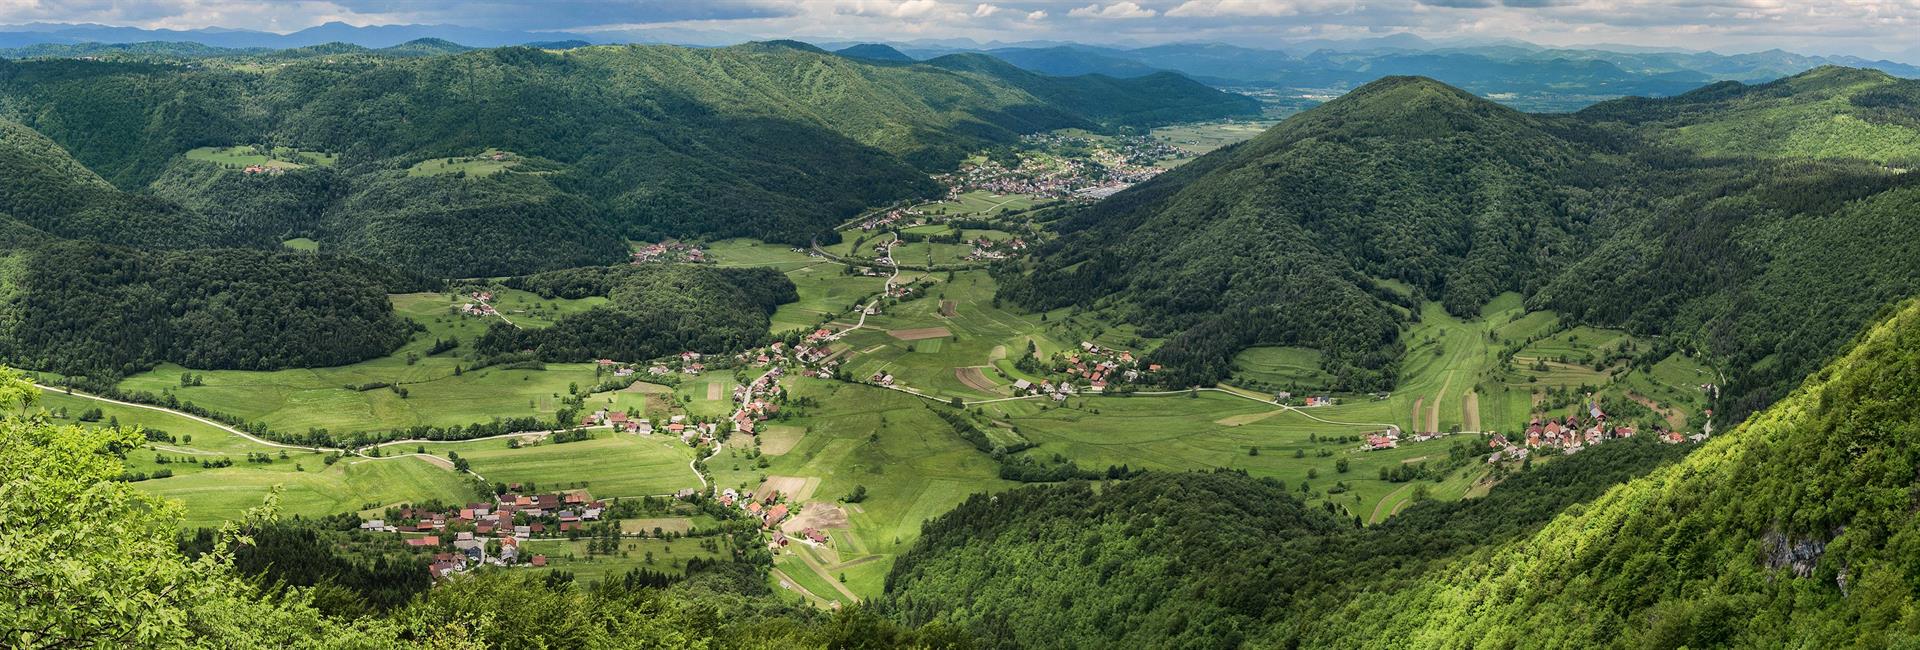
0;241;414;379
1304;297;1920;648
882;439;1692;648
477;264;798;362
1000;68;1920;423
0;43;1256;266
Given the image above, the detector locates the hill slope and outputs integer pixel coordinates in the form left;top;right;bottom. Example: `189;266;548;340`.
884;297;1920;647
1001;67;1920;425
999;76;1587;389
1311;297;1920;647
0;43;1257;262
1580;66;1920;164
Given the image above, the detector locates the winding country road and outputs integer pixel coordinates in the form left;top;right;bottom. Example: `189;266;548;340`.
34;383;335;453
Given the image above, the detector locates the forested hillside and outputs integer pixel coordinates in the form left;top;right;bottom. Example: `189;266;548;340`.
1002;67;1920;425
0;242;414;378
0;43;1256;267
998;76;1588;390
883;298;1920;647
1308;297;1920;647
883;431;1693;647
477;264;798;362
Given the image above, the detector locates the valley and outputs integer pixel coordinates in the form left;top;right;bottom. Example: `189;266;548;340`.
8;29;1920;648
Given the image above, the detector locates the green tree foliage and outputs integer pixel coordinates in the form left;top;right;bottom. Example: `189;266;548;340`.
883;440;1692;648
0;242;413;378
1300;298;1920;647
1001;68;1920;426
478;264;797;361
0;370;394;647
0;44;1254;256
999;76;1580;390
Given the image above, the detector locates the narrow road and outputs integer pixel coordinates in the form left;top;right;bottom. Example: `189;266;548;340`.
796;547;863;603
1369;483;1415;525
34;383;336;453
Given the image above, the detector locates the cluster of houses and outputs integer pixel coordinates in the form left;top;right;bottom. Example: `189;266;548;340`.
631;240;707;264
363;489;608;578
858;209;910;231
965;236;1029;261
922;132;1178;202
599;351;709;380
459;290;498;317
1485;400;1709;463
934;154;1089;200
729;367;785;437
240;164;290;175
716;488;833;550
1012;341;1159;398
1274;391;1337;408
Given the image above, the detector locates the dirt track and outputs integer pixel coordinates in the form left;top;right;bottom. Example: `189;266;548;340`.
955;367;997;393
1463;391;1482;432
888;327;952;341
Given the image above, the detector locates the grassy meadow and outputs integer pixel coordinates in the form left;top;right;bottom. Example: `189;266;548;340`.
116;290;610;437
184;145;337;169
709;377;1015;598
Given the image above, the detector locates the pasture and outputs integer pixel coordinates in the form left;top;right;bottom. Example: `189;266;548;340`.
281;237;320;251
522;536;729;583
1231;346;1334;390
138;455;473;529
990;390;1483;523
709;239;885;333
836;271;1075;401
709;377;1014;598
919;190;1039;217
407;149;521;177
391;429;701;498
184;145;336;169
116;291;610;438
1151;120;1278;159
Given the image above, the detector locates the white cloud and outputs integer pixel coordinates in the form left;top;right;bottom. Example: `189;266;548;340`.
1068;2;1159;19
833;0;951;19
972;3;1000;17
1167;0;1356;18
1027;9;1048;20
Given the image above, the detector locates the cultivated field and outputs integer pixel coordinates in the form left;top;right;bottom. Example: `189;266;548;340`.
989;391;1478;523
184;145;337;169
139;455;472;529
708;378;1014;598
1151;120;1278;160
397;429;701;498
116;291;609;437
407;149;521;177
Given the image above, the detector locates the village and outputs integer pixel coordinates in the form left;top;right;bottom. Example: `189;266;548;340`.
1006;340;1161;399
360;487;611;578
630;240;708;264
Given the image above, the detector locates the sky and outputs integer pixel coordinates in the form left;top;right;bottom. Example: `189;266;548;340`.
2;0;1917;59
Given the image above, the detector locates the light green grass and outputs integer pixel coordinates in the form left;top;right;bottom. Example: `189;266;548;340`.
117;292;609;437
993;391;1478;523
139;455;473;529
523;537;727;583
1151;120;1278;158
184;145;336;169
1232;346;1333;390
918;190;1039;218
708;378;1014;598
407;149;520;177
280;237;320;251
396;430;700;498
840;271;1072;401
